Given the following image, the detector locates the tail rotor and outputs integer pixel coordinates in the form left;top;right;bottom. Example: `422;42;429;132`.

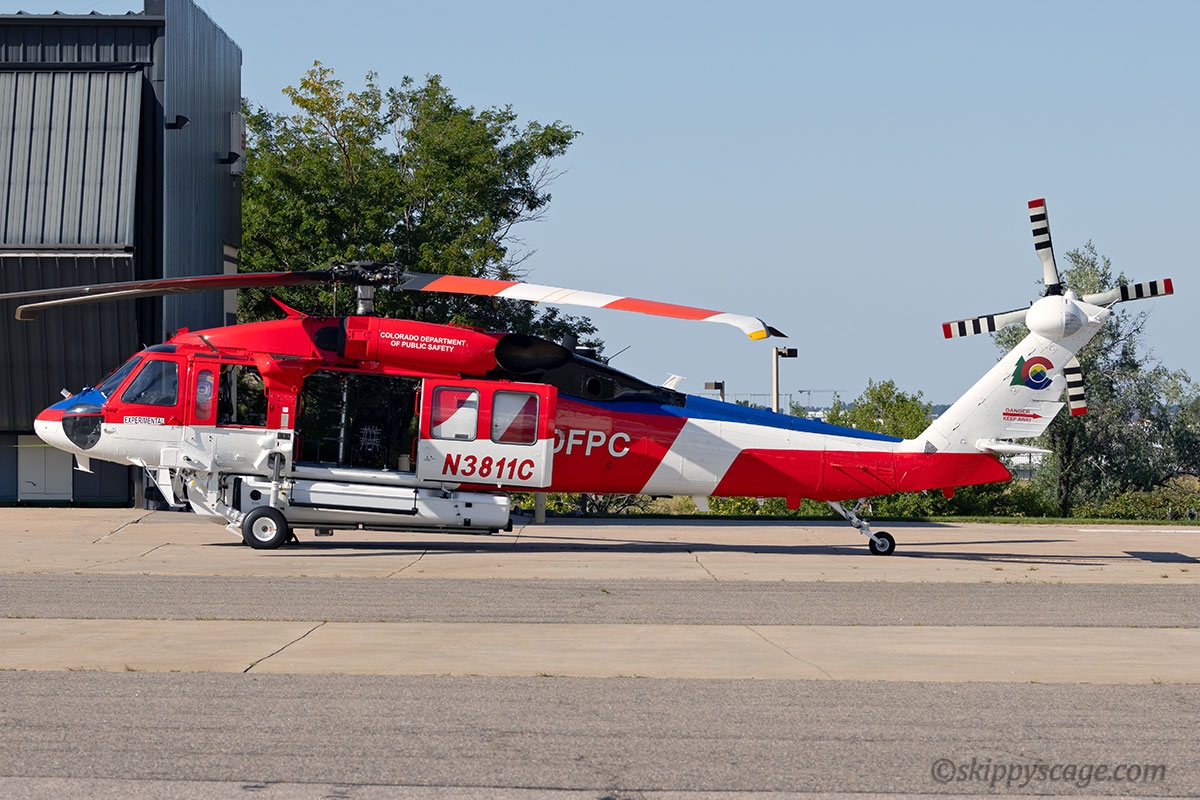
940;198;1174;418
1029;198;1063;296
1064;355;1087;416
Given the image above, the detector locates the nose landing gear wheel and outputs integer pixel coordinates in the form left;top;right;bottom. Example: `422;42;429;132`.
242;507;290;550
868;531;895;555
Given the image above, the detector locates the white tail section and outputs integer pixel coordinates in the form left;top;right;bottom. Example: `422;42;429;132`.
919;199;1174;457
910;294;1111;455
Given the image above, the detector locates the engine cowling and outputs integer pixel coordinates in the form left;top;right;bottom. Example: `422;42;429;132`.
337;317;572;377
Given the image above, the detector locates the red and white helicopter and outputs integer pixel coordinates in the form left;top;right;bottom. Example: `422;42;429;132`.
1;199;1173;553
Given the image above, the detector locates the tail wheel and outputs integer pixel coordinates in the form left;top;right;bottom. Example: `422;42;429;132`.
868;531;895;556
242;507;290;550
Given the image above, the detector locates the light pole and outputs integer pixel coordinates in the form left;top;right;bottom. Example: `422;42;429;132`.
705;380;726;402
772;347;797;413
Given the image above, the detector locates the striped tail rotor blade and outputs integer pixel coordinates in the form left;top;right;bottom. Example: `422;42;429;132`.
392;272;785;340
1081;278;1174;307
942;307;1028;339
1064;355;1087;416
1029;198;1062;296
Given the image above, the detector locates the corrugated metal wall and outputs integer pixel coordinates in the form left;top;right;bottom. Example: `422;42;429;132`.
0;69;142;246
0;253;139;431
1;18;159;66
160;0;241;338
0;3;240;505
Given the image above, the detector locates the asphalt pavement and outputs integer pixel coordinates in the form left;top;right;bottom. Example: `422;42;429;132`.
4;574;1200;626
1;509;1198;797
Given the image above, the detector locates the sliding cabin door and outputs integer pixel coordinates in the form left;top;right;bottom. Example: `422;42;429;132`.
416;379;556;488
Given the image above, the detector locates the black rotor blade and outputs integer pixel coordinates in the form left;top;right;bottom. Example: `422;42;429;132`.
0;270;333;302
0;271;334;320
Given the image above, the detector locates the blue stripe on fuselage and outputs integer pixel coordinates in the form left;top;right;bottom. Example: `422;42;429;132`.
46;388;108;411
566;393;903;443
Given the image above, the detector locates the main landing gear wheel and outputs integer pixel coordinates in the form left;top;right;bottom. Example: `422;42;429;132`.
868;531;895;556
242;507;290;550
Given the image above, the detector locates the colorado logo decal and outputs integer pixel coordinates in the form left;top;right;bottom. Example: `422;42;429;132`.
1010;356;1053;390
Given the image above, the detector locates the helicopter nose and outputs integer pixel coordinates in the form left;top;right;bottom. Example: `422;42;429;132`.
33;406;72;451
38;403;105;452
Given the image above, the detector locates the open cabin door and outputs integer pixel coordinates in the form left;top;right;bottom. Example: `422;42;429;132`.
416;379;556;488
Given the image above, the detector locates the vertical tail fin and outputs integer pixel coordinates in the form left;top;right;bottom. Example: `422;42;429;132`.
915;334;1065;453
915;295;1111;454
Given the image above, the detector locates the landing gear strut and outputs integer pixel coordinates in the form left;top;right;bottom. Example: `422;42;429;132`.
827;500;896;555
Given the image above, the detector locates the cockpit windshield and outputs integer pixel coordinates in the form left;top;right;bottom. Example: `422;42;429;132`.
95;356;143;399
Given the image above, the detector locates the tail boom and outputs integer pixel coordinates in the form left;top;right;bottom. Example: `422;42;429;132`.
710;448;1010;502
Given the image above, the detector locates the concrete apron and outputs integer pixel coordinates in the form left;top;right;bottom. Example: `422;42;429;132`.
1;619;1197;684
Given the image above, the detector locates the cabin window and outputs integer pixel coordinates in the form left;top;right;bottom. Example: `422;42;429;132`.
294;371;419;468
216;365;268;427
121;360;179;407
195;369;215;422
491;391;538;444
430;388;478;441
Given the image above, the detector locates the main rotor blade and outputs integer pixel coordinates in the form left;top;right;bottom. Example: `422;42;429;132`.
392;272;785;340
2;264;784;340
1029;198;1062;296
1;271;334;320
942;307;1029;338
1081;278;1174;307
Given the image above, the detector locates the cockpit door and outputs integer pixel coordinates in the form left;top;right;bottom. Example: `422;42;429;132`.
103;355;186;440
416;379;556;488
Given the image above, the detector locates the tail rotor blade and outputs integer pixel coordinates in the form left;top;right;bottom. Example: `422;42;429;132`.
1029;198;1062;296
1064;355;1087;416
1082;278;1174;307
942;307;1028;339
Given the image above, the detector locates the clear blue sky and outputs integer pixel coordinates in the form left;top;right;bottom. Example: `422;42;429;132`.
27;0;1200;404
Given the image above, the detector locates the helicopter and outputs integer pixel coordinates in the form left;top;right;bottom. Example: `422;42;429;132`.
0;199;1173;553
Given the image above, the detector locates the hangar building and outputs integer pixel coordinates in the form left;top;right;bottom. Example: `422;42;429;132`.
0;0;242;504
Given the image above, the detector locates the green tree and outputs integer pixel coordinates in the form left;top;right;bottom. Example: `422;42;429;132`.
1170;395;1200;477
825;379;932;439
241;62;596;344
994;243;1191;515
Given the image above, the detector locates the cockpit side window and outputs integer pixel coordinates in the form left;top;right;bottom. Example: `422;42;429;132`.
121;360;180;407
195;369;216;422
96;356;143;399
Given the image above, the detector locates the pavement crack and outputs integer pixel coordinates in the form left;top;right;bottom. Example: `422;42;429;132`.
93;511;154;543
385;549;428;578
691;551;719;581
746;625;834;679
61;542;171;574
244;621;326;673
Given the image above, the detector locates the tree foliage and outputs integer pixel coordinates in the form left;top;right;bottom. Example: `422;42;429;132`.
825;379;932;439
240;62;596;344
